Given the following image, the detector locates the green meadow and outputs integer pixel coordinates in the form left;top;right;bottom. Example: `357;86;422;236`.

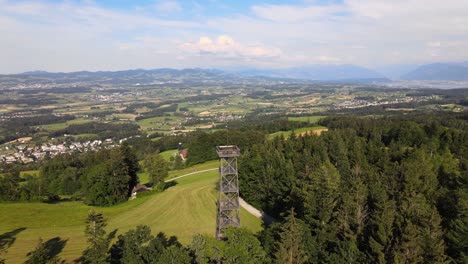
0;164;261;263
288;115;327;123
268;125;328;140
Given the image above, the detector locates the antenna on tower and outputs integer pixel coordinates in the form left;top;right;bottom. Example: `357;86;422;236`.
226;124;229;145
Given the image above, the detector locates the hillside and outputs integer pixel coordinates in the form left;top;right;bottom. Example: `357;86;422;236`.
0;165;262;263
234;64;387;81
402;63;468;80
0;65;391;86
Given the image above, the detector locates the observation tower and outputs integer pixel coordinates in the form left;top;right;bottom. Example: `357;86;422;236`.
215;145;241;239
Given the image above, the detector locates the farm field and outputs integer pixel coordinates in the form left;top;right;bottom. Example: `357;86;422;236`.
37;118;94;132
288;115;327;123
268;125;328;140
0;167;262;263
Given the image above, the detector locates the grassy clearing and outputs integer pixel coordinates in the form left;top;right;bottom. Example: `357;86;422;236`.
136;116;182;131
268;126;328;140
137;171;150;185
112;113;137;120
19;170;39;177
72;133;98;139
38;118;93;132
288;115;327;123
168;160;218;179
0;166;261;263
160;149;177;161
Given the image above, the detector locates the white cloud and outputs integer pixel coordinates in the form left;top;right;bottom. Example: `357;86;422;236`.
317;56;341;63
251;3;345;22
180;35;282;59
154;0;182;13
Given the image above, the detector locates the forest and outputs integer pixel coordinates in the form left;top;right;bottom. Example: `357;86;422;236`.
1;113;467;263
237;114;467;263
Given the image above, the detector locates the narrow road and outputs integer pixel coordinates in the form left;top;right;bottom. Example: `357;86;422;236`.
239;197;274;224
165;168;218;182
164;167;274;223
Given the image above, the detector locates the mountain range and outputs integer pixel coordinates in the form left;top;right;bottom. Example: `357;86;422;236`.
401;63;468;81
228;64;386;81
3;62;468;84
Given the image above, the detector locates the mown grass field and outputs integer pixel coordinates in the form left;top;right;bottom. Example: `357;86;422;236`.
288;115;327;123
268;125;328;140
0;163;261;263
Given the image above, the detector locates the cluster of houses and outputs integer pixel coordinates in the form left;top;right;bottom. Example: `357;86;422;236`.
333;95;434;110
87;93;125;102
0;139;117;164
0;110;38;121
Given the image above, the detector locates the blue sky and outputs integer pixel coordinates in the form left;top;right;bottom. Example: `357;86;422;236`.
0;0;467;73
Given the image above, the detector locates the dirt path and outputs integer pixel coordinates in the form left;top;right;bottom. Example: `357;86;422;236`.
239;197;274;224
165;168;274;223
165;168;218;182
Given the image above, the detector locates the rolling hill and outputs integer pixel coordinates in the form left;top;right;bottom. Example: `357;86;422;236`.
233;64;388;82
0;164;262;263
401;63;468;80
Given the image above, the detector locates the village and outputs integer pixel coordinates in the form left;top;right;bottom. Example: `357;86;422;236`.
332;94;437;110
0;138;119;164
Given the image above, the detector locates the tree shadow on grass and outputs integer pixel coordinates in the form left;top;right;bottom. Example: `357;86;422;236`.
0;227;27;253
144;181;177;190
25;237;68;264
156;232;181;247
43;237;68;259
163;181;177;190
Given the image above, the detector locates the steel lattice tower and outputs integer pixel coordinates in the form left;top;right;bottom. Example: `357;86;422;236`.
216;145;241;239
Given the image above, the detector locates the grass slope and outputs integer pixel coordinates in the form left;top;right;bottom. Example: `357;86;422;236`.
159;148;177;161
268;126;327;140
0;166;261;263
288;115;327;123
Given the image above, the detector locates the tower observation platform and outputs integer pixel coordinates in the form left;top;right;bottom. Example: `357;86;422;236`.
216;145;241;239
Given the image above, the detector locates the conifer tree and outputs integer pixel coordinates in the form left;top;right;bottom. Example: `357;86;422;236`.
421;209;448;264
106;148;131;205
82;210;109;264
119;142;140;197
446;188;468;263
365;178;395;264
275;208;308;264
394;150;447;262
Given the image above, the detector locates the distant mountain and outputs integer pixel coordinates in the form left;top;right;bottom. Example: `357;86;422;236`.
18;68;225;80
401;63;468;81
3;68;234;85
374;64;420;80
1;66;390;86
232;64;388;82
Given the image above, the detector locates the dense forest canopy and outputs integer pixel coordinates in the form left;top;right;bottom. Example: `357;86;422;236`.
238;114;467;263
